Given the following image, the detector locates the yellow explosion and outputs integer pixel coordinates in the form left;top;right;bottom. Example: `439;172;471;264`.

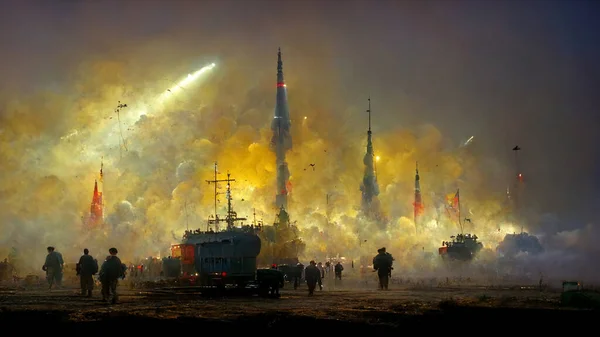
0;48;521;275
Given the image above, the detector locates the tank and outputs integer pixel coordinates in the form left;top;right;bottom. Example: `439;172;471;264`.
496;232;543;257
439;233;483;261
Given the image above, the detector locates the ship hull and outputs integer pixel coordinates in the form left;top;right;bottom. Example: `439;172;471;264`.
170;230;262;287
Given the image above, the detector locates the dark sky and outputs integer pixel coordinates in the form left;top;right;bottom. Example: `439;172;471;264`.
1;0;599;230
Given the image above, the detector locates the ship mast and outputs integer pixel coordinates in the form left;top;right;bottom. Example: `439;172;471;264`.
183;200;189;231
205;163;247;230
115;101;128;159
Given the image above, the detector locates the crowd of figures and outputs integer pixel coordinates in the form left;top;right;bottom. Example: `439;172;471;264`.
3;245;395;303
261;247;395;296
41;246;127;304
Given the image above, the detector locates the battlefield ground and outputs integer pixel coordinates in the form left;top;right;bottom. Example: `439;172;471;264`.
1;275;597;333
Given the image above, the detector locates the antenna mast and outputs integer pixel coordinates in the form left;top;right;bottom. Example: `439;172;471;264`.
367;96;371;132
184;200;189;231
512;145;523;233
115;101;128;158
205;164;247;230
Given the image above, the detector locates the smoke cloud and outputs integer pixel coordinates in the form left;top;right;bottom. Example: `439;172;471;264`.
1;1;598;285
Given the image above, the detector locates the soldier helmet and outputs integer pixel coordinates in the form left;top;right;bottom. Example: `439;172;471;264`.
109;247;118;255
47;246;54;251
377;248;384;253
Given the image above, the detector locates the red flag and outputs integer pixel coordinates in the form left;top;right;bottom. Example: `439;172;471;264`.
446;190;459;209
445;189;460;221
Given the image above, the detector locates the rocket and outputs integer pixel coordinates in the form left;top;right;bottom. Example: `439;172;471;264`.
360;98;380;217
413;162;424;230
90;180;103;223
86;161;104;227
271;48;292;209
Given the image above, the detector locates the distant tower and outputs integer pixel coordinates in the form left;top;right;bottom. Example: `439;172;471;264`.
360;97;380;219
86;160;104;227
503;186;513;222
270;48;292;209
512;145;524;233
413;162;424;232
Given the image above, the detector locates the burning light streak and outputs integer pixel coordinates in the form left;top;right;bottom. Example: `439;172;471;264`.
462;135;474;147
158;62;216;103
128;62;218;122
64;62;218;155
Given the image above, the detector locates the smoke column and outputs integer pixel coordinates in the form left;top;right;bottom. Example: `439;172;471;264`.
360;98;381;221
270;48;292;210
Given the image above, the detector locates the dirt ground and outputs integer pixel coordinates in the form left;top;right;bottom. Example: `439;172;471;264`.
0;277;596;333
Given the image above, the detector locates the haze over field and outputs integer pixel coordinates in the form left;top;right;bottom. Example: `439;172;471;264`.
1;0;599;283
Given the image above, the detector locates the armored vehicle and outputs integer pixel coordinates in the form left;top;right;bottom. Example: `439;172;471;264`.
439;233;483;261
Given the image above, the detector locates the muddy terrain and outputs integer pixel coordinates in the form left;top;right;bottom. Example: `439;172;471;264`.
0;280;595;333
